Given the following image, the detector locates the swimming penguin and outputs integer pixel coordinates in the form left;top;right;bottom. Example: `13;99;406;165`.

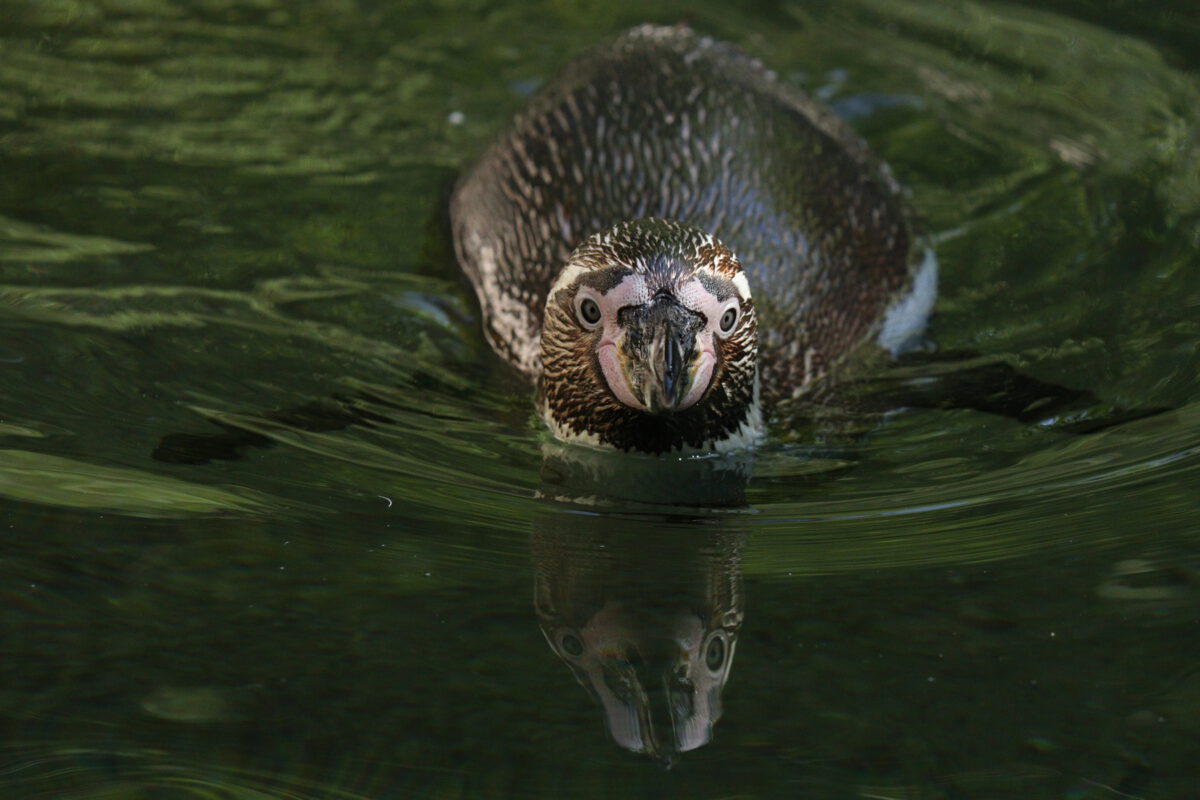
149;27;1164;468
451;24;935;454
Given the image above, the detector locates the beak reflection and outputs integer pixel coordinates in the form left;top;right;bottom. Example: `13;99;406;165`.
532;456;747;761
576;631;734;760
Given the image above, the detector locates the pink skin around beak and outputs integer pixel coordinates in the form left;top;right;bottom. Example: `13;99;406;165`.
582;273;725;416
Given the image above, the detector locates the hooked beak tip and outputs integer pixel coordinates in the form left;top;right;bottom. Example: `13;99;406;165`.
661;335;683;408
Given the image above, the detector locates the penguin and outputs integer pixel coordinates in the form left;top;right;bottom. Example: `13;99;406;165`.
451;24;935;454
148;29;1161;468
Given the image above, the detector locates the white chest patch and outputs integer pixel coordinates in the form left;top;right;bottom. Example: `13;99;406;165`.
878;248;938;357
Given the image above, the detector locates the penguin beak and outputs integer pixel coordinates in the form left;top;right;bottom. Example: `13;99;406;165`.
650;316;690;412
589;639;714;760
620;295;703;414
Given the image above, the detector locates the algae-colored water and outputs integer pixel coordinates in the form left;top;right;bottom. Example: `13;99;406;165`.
1;1;1198;797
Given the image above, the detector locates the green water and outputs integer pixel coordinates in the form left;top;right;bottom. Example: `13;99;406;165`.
1;1;1198;797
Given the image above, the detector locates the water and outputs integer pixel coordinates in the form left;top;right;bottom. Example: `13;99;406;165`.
1;0;1198;797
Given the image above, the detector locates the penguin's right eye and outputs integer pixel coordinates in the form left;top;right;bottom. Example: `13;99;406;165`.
704;633;726;673
577;296;602;328
559;631;585;658
717;301;740;336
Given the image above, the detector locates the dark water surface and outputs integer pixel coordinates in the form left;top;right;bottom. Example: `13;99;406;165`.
2;1;1199;797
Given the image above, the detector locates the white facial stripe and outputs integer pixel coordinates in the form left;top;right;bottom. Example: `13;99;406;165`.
547;265;589;308
731;272;751;301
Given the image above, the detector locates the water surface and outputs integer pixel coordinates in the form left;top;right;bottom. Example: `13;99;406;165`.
2;1;1198;797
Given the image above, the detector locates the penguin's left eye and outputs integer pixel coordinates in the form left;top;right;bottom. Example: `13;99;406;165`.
577;296;602;328
718;304;739;335
558;630;585;658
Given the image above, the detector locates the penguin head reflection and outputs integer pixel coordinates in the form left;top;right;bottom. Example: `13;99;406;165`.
541;589;740;757
534;445;747;760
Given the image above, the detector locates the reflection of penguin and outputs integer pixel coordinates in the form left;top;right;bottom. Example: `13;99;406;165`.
531;490;745;761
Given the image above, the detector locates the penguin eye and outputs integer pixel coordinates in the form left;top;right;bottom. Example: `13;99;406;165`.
576;296;602;328
705;634;726;672
559;631;585;658
718;304;739;335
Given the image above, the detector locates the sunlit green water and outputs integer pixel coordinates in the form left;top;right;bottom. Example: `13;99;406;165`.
1;1;1198;797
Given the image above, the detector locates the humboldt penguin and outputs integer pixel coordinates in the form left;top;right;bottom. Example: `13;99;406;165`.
149;27;1157;469
451;24;935;454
